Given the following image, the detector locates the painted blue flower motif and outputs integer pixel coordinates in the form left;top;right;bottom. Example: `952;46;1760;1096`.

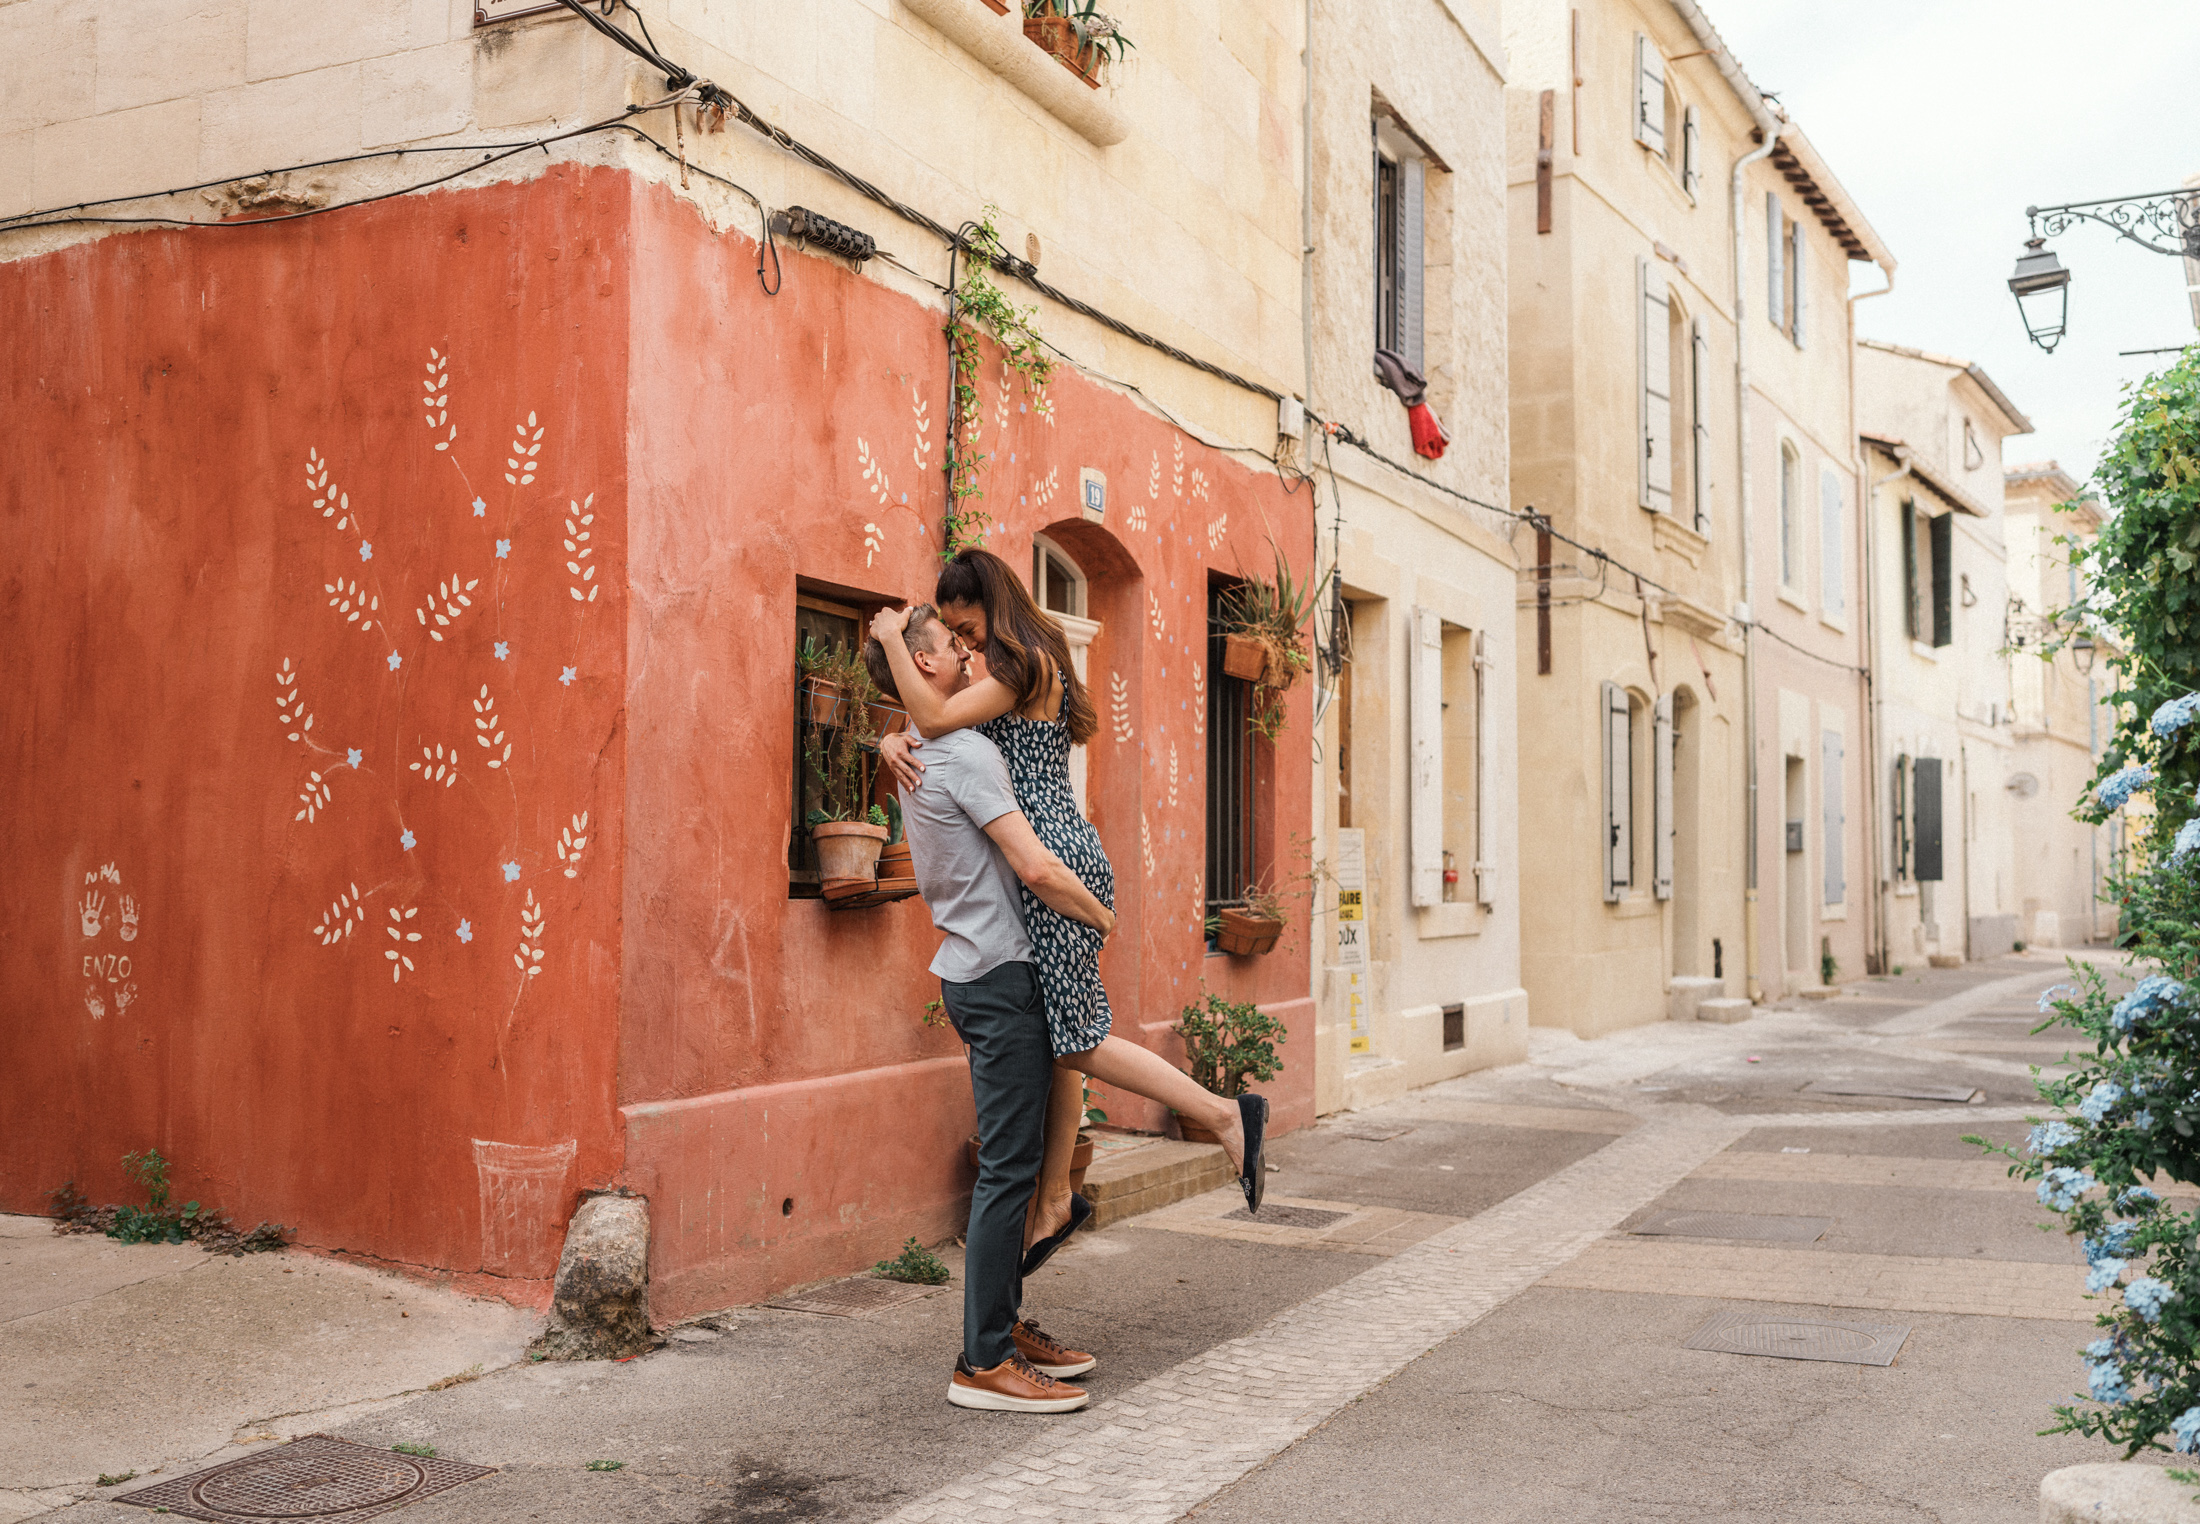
502;861;521;882
2088;1359;2132;1404
2087;1258;2127;1294
2174;817;2200;866
472;496;486;517
360;541;373;561
2174;1407;2200;1454
456;919;473;944
496;539;511;559
494;641;510;661
2080;1082;2126;1123
347;748;362;769
2027;1121;2079;1157
2098;765;2154;812
2038;1166;2095;1212
2125;1277;2175;1322
2151;693;2200;737
400;828;416;851
387;651;402;672
560;666;577;687
2113;975;2186;1034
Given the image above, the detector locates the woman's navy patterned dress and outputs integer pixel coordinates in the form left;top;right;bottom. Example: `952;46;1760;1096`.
977;695;1114;1056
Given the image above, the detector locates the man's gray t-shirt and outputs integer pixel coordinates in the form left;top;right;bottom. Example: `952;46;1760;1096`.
898;727;1034;982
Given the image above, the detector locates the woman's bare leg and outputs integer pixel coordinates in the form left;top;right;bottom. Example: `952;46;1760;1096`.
1026;1064;1084;1251
1062;1036;1246;1177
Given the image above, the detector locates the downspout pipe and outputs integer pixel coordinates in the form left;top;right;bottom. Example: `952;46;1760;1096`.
1860;413;1910;978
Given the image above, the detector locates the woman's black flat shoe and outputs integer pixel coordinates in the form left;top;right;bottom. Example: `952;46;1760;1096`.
1238;1093;1269;1214
1020;1189;1094;1278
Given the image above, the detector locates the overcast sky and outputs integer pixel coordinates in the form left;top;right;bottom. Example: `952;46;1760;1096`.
1710;0;2199;487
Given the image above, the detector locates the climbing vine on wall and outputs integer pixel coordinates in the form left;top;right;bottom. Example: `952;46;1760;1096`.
943;210;1051;557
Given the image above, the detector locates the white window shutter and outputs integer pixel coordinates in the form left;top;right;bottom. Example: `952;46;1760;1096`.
1822;730;1846;905
1820;467;1844;614
1410;606;1443;908
1602;681;1632;900
1681;104;1701;198
1633;35;1666;155
1766;193;1784;331
1473;630;1494;906
1690;316;1710;532
1791;220;1807;348
1639;258;1672;514
1653;694;1674;901
1399;156;1425;378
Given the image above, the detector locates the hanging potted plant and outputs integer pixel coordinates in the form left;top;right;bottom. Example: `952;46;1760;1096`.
1170;993;1286;1143
1213;884;1286;956
1219;541;1320;742
803;642;888;885
798;634;850;729
1022;0;1134;90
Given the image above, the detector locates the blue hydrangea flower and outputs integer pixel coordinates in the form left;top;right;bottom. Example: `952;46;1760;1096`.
2113;976;2187;1034
2027;1121;2079;1157
2175;817;2200;866
2087;1259;2127;1293
2039;984;2072;1013
2086;1224;2138;1264
2125;1277;2175;1322
2098;765;2154;812
2136;1109;2156;1129
2174;1407;2200;1454
2118;1187;2161;1212
2080;1083;2126;1122
2086;1337;2120;1361
2039;1167;2095;1212
2152;693;2200;737
2088;1359;2132;1404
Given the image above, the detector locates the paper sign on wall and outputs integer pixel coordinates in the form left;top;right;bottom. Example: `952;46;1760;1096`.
1333;828;1368;972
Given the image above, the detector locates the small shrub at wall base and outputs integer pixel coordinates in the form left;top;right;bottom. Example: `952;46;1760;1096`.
874;1237;951;1285
1173;993;1286;1100
47;1154;290;1256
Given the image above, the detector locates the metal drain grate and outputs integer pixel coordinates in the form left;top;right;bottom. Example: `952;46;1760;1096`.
1632;1210;1831;1243
1222;1204;1350;1230
1684;1308;1910;1366
1326;1123;1416;1142
1803;1079;1982;1104
766;1275;943;1318
117;1434;494;1522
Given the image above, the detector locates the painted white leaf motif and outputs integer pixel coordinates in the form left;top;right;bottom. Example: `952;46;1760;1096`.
1172;436;1185;498
422;349;456;451
515;890;546;977
1167;742;1179;810
1148;592;1166;644
409;742;459;788
1191;663;1206;738
1030;465;1060;513
324;579;378;633
556;811;590;879
473;684;511;768
1127;501;1147;533
1148;450;1161;501
306;448;353;531
1140;812;1156;879
412;574;480;641
385;904;421;982
911;384;933;472
1205;511;1228;551
505;411;544;486
294;769;332;822
275;658;312;742
566;494;597;604
1191;467;1211;503
1109;669;1134;745
313;883;364;947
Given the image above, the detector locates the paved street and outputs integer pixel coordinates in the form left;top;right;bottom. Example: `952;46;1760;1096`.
4;949;2163;1522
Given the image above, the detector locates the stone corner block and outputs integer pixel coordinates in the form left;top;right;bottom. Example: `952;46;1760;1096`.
1695;997;1752;1024
1665;976;1725;1022
2041;1463;2200;1523
528;1190;657;1361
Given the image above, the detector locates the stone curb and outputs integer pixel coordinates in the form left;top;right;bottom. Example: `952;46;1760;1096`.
2041;1463;2200;1522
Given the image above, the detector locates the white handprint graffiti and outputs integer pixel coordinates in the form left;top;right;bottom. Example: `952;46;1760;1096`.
85;985;105;1019
119;896;139;942
79;892;104;938
113;983;136;1014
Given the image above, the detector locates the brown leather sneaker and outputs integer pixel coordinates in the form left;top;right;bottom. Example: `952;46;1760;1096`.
948;1351;1089;1412
1013;1318;1096;1378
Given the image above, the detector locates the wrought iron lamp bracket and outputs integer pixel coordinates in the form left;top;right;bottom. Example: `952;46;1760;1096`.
2028;190;2200;261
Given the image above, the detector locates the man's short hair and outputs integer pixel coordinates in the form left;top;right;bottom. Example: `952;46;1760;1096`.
863;603;942;703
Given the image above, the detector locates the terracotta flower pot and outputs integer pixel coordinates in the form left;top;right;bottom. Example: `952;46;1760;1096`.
877;841;913;879
811;820;888;879
965;1131;1097;1193
1215;907;1283;956
1023;16;1103;88
868;700;908;737
1178;1118;1224;1145
1221;633;1267;682
803;676;846;728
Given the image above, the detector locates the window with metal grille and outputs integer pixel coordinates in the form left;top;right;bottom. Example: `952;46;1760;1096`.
1207;584;1256;913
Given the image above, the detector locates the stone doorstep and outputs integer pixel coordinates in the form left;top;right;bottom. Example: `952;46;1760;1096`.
2040;1463;2200;1523
1077;1137;1235;1230
1696;997;1753;1024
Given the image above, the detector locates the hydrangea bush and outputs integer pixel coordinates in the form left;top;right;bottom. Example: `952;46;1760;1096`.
1976;346;2200;1459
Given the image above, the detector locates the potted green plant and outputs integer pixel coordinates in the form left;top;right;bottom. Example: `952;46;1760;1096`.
1219;541;1320;742
1214;884;1286;956
804;642;888;883
1022;0;1133;89
1171;993;1285;1142
798;633;849;729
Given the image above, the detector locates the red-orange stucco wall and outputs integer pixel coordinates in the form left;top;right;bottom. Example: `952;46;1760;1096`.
0;166;1315;1318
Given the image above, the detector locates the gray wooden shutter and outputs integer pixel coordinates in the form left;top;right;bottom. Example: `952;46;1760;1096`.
1410;606;1443;907
1398;156;1425;378
1681;104;1701;198
1690;316;1710;532
1790;220;1807;348
1633;35;1666;155
1653;694;1674;901
1766;193;1784;331
1639;258;1672;513
1821;730;1845;905
1930;512;1954;646
1913;756;1943;882
1819;468;1844;614
1602;681;1632;900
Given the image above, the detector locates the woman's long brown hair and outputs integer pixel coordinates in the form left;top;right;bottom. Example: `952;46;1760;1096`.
935;548;1098;745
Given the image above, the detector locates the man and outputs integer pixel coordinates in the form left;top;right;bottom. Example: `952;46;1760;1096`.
864;606;1114;1413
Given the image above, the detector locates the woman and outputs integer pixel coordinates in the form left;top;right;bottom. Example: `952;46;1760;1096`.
872;548;1266;1270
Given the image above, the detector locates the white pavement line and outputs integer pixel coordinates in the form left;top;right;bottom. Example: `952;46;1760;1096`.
1871;964;2106;1038
1717;1104;2041;1128
878;1113;1750;1524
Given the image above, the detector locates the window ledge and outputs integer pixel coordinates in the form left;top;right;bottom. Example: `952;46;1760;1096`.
1607;895;1660;919
1651;511;1709;568
1818;609;1850;635
1416;901;1483;940
1776;584;1810;614
1910;640;1940;662
903;0;1129;148
1822;902;1848;922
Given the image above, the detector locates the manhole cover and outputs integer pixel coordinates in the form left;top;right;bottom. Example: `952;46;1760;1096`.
117;1435;494;1523
1222;1204;1350;1229
766;1275;942;1317
1803;1079;1982;1104
1326;1123;1416;1142
1684;1307;1910;1366
1632;1210;1830;1243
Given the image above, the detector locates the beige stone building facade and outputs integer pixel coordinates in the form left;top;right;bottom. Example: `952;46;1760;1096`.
1503;0;1891;1031
2004;462;2115;948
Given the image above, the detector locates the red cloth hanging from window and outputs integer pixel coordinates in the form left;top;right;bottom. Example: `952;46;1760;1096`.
1408;402;1449;461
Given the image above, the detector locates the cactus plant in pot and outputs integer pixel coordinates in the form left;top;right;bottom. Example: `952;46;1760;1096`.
1218;541;1320;743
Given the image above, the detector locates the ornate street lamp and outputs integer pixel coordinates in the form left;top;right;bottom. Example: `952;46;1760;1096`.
2007;238;2071;353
